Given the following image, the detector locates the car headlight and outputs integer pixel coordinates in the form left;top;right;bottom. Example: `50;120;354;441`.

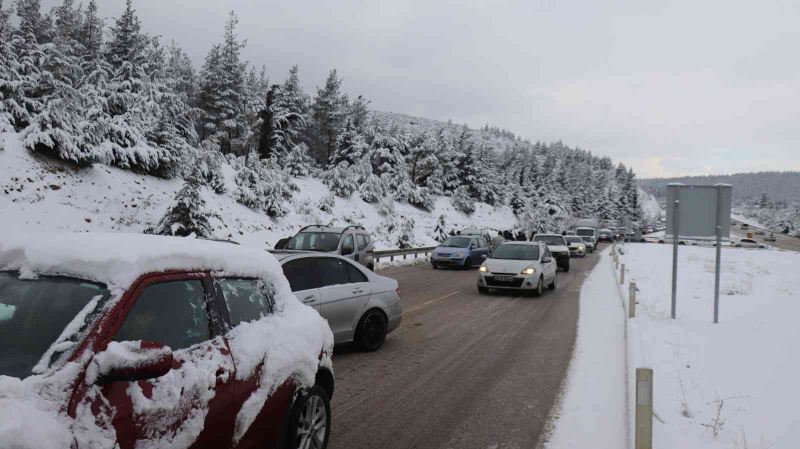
479;265;488;272
521;267;536;275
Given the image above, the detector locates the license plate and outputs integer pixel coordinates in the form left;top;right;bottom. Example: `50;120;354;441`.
494;275;515;282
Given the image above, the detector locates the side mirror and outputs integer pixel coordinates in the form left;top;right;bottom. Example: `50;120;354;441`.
481;254;488;259
91;340;174;384
542;257;552;263
470;244;477;249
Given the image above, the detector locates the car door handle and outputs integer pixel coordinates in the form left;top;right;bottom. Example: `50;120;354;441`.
303;295;316;304
352;288;364;294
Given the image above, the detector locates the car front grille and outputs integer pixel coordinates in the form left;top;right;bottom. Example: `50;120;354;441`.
486;276;525;287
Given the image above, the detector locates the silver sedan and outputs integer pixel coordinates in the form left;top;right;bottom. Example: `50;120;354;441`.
272;250;402;351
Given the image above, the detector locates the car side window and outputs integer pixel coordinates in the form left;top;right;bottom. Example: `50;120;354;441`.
316;258;351;287
344;260;368;283
544;248;552;259
115;280;210;351
356;234;368;250
282;259;320;292
217;278;272;327
342;234;355;254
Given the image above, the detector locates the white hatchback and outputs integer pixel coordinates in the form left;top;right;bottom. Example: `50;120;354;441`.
477;242;557;296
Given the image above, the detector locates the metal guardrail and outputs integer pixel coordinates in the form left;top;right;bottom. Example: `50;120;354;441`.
374;246;437;262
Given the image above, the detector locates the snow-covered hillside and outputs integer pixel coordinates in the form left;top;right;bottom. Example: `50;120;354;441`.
0;132;515;249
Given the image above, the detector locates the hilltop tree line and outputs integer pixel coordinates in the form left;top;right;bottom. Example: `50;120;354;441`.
0;0;640;237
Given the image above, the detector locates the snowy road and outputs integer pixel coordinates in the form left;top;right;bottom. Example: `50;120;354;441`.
327;248;603;449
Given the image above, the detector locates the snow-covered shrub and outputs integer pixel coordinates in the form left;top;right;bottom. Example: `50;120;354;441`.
407;185;434;211
233;154;290;217
451;186;475;215
377;196;395;217
148;180;221;238
359;174;387;203
432;214;448;242
323;163;358;197
318;192;335;213
283;143;315;177
186;143;226;194
396;216;415;248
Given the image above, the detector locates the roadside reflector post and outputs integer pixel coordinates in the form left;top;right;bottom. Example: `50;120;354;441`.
620;264;625;284
629;282;636;318
635;368;654;449
390;255;394;262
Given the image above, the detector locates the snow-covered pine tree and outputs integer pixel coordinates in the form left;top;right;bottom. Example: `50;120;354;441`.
432;214;448;242
284;143;314;176
197;11;247;153
451;185;475;215
318;192;335;213
311;69;347;164
165;40;196;103
323;162;358;197
348;94;370;130
359;173;387;203
0;0;21;132
150;178;220;238
396;216;415;249
329;119;365;167
233;153;290;217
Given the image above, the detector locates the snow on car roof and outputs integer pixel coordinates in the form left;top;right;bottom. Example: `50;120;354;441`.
0;231;285;294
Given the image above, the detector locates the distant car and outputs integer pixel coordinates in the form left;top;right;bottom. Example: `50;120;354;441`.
755;230;765;235
658;237;687;245
531;234;570;272
733;238;766;249
564;235;587;257
0;233;335;449
597;228;614;242
477;242;557;296
765;233;777;242
740;223;750;230
431;235;491;269
580;236;596;252
273;251;402;351
285;225;375;270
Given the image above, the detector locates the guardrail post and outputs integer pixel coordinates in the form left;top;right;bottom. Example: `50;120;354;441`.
635;368;653;449
629;282;636;318
390;255;394;262
620;264;625;284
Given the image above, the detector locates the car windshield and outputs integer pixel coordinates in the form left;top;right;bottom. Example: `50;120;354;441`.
441;237;471;248
491;244;539;261
565;236;583;244
0;271;111;378
533;235;567;246
286;231;341;251
575;229;594;237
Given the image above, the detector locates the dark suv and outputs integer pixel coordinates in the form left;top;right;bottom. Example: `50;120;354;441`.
284;225;376;270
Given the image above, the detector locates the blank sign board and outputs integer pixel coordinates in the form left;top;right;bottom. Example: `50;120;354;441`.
666;184;732;240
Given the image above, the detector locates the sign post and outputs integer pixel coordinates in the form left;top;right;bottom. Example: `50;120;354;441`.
666;184;732;322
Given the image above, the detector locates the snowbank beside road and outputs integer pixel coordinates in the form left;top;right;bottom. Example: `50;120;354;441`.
545;248;628;449
549;243;800;449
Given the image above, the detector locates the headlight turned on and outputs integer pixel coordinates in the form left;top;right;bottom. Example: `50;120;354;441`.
521;267;535;275
479;265;488;273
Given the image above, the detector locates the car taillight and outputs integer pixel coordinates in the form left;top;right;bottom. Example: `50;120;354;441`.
396;287;401;298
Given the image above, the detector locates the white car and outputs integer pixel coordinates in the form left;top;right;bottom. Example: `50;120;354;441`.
580;236;596;252
531;234;571;271
733;238;766;249
477;242;557;296
564;235;587;257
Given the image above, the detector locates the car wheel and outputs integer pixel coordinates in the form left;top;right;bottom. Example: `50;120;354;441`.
533;276;543;297
285;385;331;449
463;257;472;270
432;263;438;269
562;261;570;273
735;244;742;248
478;286;489;294
355;309;387;351
548;272;557;290
367;263;375;271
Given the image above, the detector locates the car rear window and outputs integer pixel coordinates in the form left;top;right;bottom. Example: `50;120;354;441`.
218;278;272;327
287;232;341;252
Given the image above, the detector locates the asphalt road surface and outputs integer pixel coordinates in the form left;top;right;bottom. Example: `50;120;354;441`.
327;249;602;449
730;220;800;252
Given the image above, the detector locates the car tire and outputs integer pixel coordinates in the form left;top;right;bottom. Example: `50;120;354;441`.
432;263;438;270
562;260;570;272
735;244;742;248
355;309;387;352
284;385;331;449
533;276;543;297
367;263;375;271
478;286;489;294
463;257;472;270
548;272;557;290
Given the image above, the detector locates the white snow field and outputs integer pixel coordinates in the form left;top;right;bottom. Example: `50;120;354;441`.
548;243;800;449
0;132;516;250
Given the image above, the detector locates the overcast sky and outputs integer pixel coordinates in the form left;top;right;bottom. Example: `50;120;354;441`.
42;0;800;178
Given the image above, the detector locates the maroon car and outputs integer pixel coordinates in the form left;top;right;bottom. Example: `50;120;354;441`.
0;233;334;449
